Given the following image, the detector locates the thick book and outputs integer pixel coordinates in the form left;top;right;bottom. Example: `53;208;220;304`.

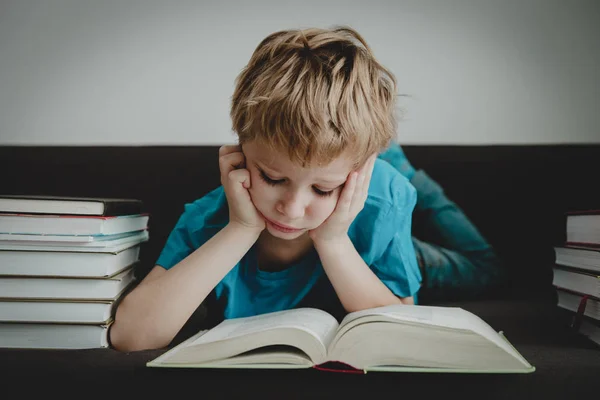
0;213;149;236
0;195;142;216
0;230;149;252
553;266;600;298
556;287;600;322
0;298;117;324
0;245;140;277
0;267;135;301
0;321;111;349
147;304;535;374
566;210;600;247
554;246;600;273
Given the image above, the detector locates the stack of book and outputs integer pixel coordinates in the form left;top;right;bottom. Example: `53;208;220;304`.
0;195;149;349
552;209;600;347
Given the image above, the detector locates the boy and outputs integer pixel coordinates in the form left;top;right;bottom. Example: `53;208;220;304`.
110;26;502;352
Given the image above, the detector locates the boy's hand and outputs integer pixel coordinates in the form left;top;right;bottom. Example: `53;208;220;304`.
309;154;377;246
219;145;266;232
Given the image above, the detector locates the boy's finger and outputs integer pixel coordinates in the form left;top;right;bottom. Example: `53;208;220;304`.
228;168;252;190
337;172;358;214
358;155;376;202
219;144;242;157
219;151;246;180
351;170;367;211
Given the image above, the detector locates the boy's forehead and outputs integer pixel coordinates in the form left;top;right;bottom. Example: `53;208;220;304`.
243;141;354;178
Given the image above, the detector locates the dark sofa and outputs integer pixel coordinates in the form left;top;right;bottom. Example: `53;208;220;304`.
1;144;599;398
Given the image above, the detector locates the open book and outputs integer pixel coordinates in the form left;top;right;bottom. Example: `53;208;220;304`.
147;304;535;374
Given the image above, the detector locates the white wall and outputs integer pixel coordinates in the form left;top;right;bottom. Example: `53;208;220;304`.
0;0;598;145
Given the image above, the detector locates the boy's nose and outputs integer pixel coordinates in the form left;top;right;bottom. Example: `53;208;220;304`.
277;192;306;220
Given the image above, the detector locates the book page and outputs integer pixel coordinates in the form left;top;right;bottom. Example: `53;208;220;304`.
336;304;530;366
190;308;340;348
338;303;434;330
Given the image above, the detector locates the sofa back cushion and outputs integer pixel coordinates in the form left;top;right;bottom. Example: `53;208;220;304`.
2;145;599;300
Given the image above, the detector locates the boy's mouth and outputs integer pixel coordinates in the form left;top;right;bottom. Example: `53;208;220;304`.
264;216;302;233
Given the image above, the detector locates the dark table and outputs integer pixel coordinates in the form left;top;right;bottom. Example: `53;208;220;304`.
1;300;599;399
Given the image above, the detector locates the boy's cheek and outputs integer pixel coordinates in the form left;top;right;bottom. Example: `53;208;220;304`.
319;198;339;220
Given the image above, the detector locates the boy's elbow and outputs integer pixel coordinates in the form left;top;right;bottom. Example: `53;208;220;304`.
109;299;170;352
109;322;137;352
109;319;170;352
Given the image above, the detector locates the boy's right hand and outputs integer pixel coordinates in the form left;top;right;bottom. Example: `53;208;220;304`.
219;145;266;232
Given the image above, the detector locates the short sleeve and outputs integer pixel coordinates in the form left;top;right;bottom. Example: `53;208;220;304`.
369;176;422;300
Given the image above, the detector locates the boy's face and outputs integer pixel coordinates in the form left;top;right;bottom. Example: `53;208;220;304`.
242;140;355;241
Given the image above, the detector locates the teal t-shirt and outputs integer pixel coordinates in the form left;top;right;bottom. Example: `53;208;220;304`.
156;159;422;321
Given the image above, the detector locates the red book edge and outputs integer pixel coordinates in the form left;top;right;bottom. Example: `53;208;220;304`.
570;294;590;331
564;242;600;249
554;285;592;332
312;361;365;374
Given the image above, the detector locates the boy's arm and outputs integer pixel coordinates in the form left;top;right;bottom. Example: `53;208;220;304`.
111;145;265;352
314;236;412;313
109;222;261;352
310;155;414;313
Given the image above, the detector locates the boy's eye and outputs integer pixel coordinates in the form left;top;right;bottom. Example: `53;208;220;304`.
313;187;334;197
259;168;334;197
259;170;284;185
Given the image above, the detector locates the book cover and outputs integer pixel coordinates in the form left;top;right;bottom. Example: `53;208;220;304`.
555;287;600;322
0;230;149;253
0;195;143;217
0;267;136;300
565;210;600;246
554;246;600;273
0;213;149;236
552;265;600;298
0;298;117;324
0;320;112;349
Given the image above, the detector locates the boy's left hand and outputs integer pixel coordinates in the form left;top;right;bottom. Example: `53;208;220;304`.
309;154;377;246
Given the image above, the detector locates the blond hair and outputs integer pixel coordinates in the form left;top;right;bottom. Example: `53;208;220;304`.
230;26;398;167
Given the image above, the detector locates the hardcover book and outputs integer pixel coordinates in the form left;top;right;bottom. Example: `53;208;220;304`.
147;304;535;374
0;195;143;216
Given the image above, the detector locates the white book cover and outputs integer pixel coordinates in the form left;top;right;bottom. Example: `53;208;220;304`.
0;299;116;324
552;267;600;298
0;213;149;236
0;322;110;349
0;245;140;277
554;246;600;273
0;195;142;216
0;267;135;300
0;231;144;243
0;230;148;252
